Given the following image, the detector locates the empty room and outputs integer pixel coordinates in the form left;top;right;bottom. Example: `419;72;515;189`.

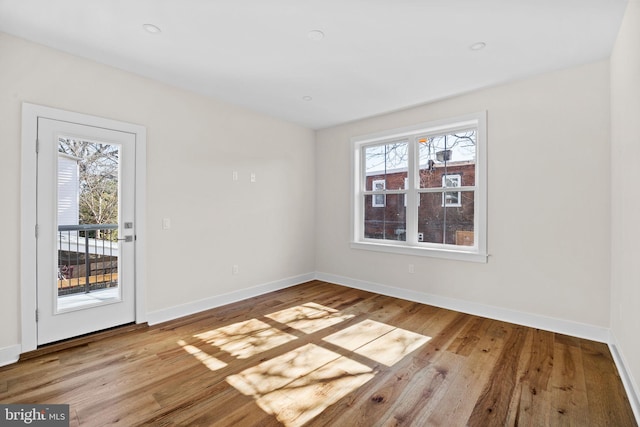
1;0;639;425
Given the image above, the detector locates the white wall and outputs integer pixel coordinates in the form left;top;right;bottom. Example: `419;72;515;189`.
611;0;640;413
316;61;611;329
0;32;316;352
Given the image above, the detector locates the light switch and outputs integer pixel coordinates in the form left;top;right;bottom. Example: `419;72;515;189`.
250;172;256;183
162;218;171;229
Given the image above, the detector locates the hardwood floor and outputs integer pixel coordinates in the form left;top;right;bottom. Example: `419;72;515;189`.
1;281;636;426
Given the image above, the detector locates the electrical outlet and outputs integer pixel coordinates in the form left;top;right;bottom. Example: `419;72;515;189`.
408;264;415;274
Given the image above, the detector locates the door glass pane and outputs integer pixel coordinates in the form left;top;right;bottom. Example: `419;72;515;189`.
364;194;406;241
56;137;121;312
418;191;474;245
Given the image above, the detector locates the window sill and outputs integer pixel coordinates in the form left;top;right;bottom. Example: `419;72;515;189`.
350;241;488;263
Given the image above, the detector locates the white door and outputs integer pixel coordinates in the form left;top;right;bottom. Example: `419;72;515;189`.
36;118;136;345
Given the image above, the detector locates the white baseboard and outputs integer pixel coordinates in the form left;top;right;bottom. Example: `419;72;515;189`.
315;272;610;343
146;272;316;325
3;270;637;425
318;272;638;424
0;344;21;368
609;332;640;423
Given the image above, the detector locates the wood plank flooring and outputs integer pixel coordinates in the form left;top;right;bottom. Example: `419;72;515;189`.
0;281;636;426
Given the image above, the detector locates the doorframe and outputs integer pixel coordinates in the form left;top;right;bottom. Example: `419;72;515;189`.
20;103;147;353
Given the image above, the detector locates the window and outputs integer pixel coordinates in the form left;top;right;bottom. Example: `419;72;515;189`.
371;179;386;207
351;112;487;262
442;174;461;207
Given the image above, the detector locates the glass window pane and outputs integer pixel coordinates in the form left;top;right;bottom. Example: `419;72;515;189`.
57;137;121;311
418;131;476;188
442;174;461;207
418;191;474;245
364;194;407;241
365;141;408;191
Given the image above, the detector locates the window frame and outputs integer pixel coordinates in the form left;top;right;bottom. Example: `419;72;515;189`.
350;112;487;263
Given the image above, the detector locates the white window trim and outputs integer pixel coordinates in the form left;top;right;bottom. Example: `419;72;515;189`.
350;111;487;263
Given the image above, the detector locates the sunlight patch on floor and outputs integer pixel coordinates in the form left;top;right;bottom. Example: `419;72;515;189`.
322;318;395;350
184;302;431;426
323;319;432;366
195;318;298;359
177;339;227;371
226;343;374;427
265;302;355;334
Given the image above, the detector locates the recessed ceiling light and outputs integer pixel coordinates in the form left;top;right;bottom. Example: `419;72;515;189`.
302;96;313;101
469;42;486;51
307;30;324;41
143;24;162;34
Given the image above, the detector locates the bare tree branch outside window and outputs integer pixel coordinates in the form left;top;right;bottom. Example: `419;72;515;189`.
58;138;119;240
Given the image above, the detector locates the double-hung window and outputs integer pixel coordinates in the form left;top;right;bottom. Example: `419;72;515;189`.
351;112;487;262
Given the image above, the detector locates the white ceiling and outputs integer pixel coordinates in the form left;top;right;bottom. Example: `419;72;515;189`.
0;0;628;129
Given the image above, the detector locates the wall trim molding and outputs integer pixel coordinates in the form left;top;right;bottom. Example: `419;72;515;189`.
9;268;638;424
609;331;640;423
0;344;21;368
146;273;316;325
319;272;637;424
315;272;611;343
